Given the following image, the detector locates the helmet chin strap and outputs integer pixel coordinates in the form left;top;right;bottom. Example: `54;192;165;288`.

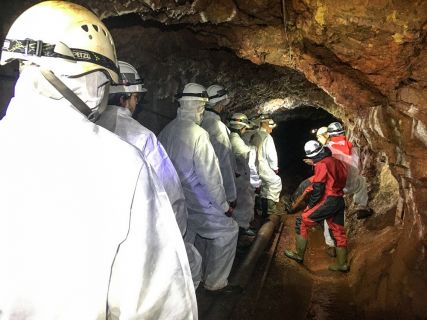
88;81;110;122
40;68;94;119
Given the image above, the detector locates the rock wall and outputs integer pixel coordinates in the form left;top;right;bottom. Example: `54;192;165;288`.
0;0;426;318
101;2;427;317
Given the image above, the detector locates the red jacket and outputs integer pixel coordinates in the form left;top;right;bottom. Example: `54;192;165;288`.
327;135;360;170
328;136;353;156
305;155;347;206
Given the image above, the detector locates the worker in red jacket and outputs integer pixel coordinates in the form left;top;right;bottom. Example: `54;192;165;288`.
285;140;349;272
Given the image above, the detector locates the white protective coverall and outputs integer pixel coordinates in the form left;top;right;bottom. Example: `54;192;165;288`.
201;110;237;203
252;127;282;202
242;128;256;145
96;104;202;288
229;131;261;229
159;106;238;291
0;67;197;320
241;129;262;188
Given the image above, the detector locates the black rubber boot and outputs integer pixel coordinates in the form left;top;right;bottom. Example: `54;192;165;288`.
284;235;307;263
260;197;269;218
328;247;349;272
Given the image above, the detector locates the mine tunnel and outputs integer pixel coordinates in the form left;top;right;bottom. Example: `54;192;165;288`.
0;1;426;320
271;106;338;194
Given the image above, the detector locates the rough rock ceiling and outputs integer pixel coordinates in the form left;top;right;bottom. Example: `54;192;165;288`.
70;0;426;188
0;1;426;318
81;2;426;318
107;23;340;128
80;2;427;318
73;0;426;110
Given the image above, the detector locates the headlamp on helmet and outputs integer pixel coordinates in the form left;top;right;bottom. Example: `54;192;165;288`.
109;61;147;94
229;113;250;130
207;84;229;106
1;1;120;83
176;83;209;102
327;122;345;136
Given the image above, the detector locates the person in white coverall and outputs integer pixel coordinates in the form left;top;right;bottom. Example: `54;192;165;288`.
159;83;240;294
228;113;262;236
251;115;283;216
96;60;202;288
201;84;237;207
0;2;197;319
241;118;259;145
242;119;263;215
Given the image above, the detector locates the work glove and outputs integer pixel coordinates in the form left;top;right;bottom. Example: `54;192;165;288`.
284;201;295;214
287;204;297;214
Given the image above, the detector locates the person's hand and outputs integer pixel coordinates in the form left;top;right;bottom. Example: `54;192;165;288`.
303;159;314;166
285;201;297;214
225;206;234;217
289;203;299;214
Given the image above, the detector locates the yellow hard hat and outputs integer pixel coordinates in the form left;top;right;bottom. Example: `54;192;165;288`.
316;126;329;145
1;1;119;83
316;126;328;136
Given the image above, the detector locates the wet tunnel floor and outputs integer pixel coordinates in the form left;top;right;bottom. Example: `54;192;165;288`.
197;213;359;320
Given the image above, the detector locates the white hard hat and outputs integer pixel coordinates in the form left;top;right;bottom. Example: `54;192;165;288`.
304;140;324;158
316;126;329;145
327;122;345;136
248;117;259;129
176;83;209;102
229;113;250;130
247;120;257;129
257;114;277;128
268;119;277;129
207;84;229;105
109;61;147;94
1;1;119;83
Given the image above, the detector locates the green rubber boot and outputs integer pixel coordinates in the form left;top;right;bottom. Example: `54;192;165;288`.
328;247;349;272
284;235;307;263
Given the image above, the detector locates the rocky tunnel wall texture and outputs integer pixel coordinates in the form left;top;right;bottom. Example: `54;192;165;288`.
0;1;426;318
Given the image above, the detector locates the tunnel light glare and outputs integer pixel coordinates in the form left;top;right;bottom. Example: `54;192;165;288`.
257;97;294;114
